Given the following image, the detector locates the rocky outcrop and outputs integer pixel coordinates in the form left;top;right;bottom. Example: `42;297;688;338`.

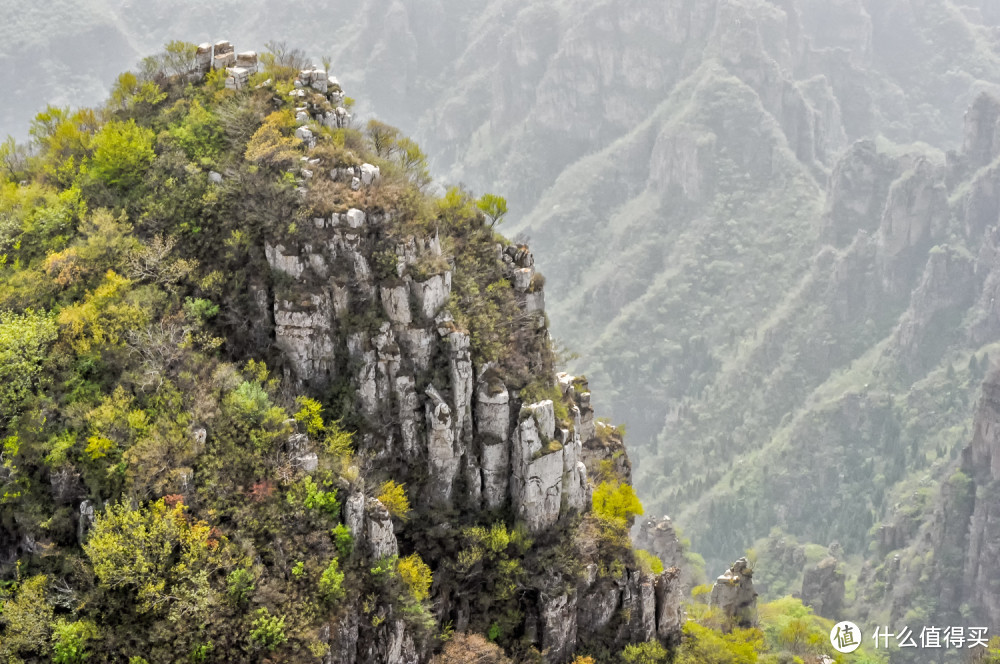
572;563;683;656
541;591;578;662
510;398;590;532
264;198;674;660
883;246;976;377
963;92;1000;171
709;557;758;628
800;556;845;619
968;369;1000;482
634;516;685;571
822;139;900;246
875;158;948;298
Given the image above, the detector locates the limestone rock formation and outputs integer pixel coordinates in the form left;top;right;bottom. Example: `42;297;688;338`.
709;557;758;628
259;174;677;660
821;139;900;246
800;556;845;619
634;516;685;572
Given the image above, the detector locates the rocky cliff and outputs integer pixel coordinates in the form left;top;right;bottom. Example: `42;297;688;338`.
0;42;681;664
262;179;679;663
9;0;1000;588
226;50;686;664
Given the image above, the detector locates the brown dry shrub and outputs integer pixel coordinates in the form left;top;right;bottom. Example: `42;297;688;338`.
431;633;512;664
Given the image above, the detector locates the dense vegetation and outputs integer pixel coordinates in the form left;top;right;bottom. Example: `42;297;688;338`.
0;39;693;664
0;41;531;662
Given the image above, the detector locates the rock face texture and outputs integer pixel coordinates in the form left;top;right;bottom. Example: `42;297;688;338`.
634;517;685;572
800;557;845;619
941;369;1000;628
257;137;681;660
709;557;758;628
878;365;1000;631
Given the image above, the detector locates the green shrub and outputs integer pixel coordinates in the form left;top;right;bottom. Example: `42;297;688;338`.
249;608;287;651
0;309;57;420
0;575;53;660
331;523;354;558
51;619;99;664
635;549;665;575
87;119;156;190
189;642;213;663
290;475;340;518
294;396;325;436
592;481;644;524
319;558;345;601
674;623;763;663
620;641;670;664
378;480;410;520
226;568;255;604
398;553;433;602
476;193;508;228
183;297;219;325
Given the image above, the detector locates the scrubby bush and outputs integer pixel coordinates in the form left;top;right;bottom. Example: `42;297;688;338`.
0;309;57;420
399;553;433;602
226;568;255;605
431;633;512;664
249;608;287;651
51;619;99;664
592;480;644;524
635;549;665;574
620;641;670;664
378;479;411;520
332;522;354;558
87;119;156;190
319;558;345;601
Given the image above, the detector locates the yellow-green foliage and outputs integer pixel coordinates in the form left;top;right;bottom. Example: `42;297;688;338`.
57;270;148;353
164;99;223;161
83;499;232;615
682;595;887;664
756;596;886;662
294;395;325;436
292;475;340;517
620;640;671;663
979;636;1000;663
476;193;508;228
592;480;644;524
635;549;665;575
398;553;433;601
0;575;54;661
28;107;96;187
249;607;287;651
758;597;826;656
378;479;411;520
675;622;763;664
109;71;167;113
456;522;531;602
86;119;156;189
325;418;355;459
244;110;299;166
0;308;57;419
319;558;345;601
51;619;99;664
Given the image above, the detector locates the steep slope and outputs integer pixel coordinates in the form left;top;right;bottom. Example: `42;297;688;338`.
0;43;681;664
8;0;1000;626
